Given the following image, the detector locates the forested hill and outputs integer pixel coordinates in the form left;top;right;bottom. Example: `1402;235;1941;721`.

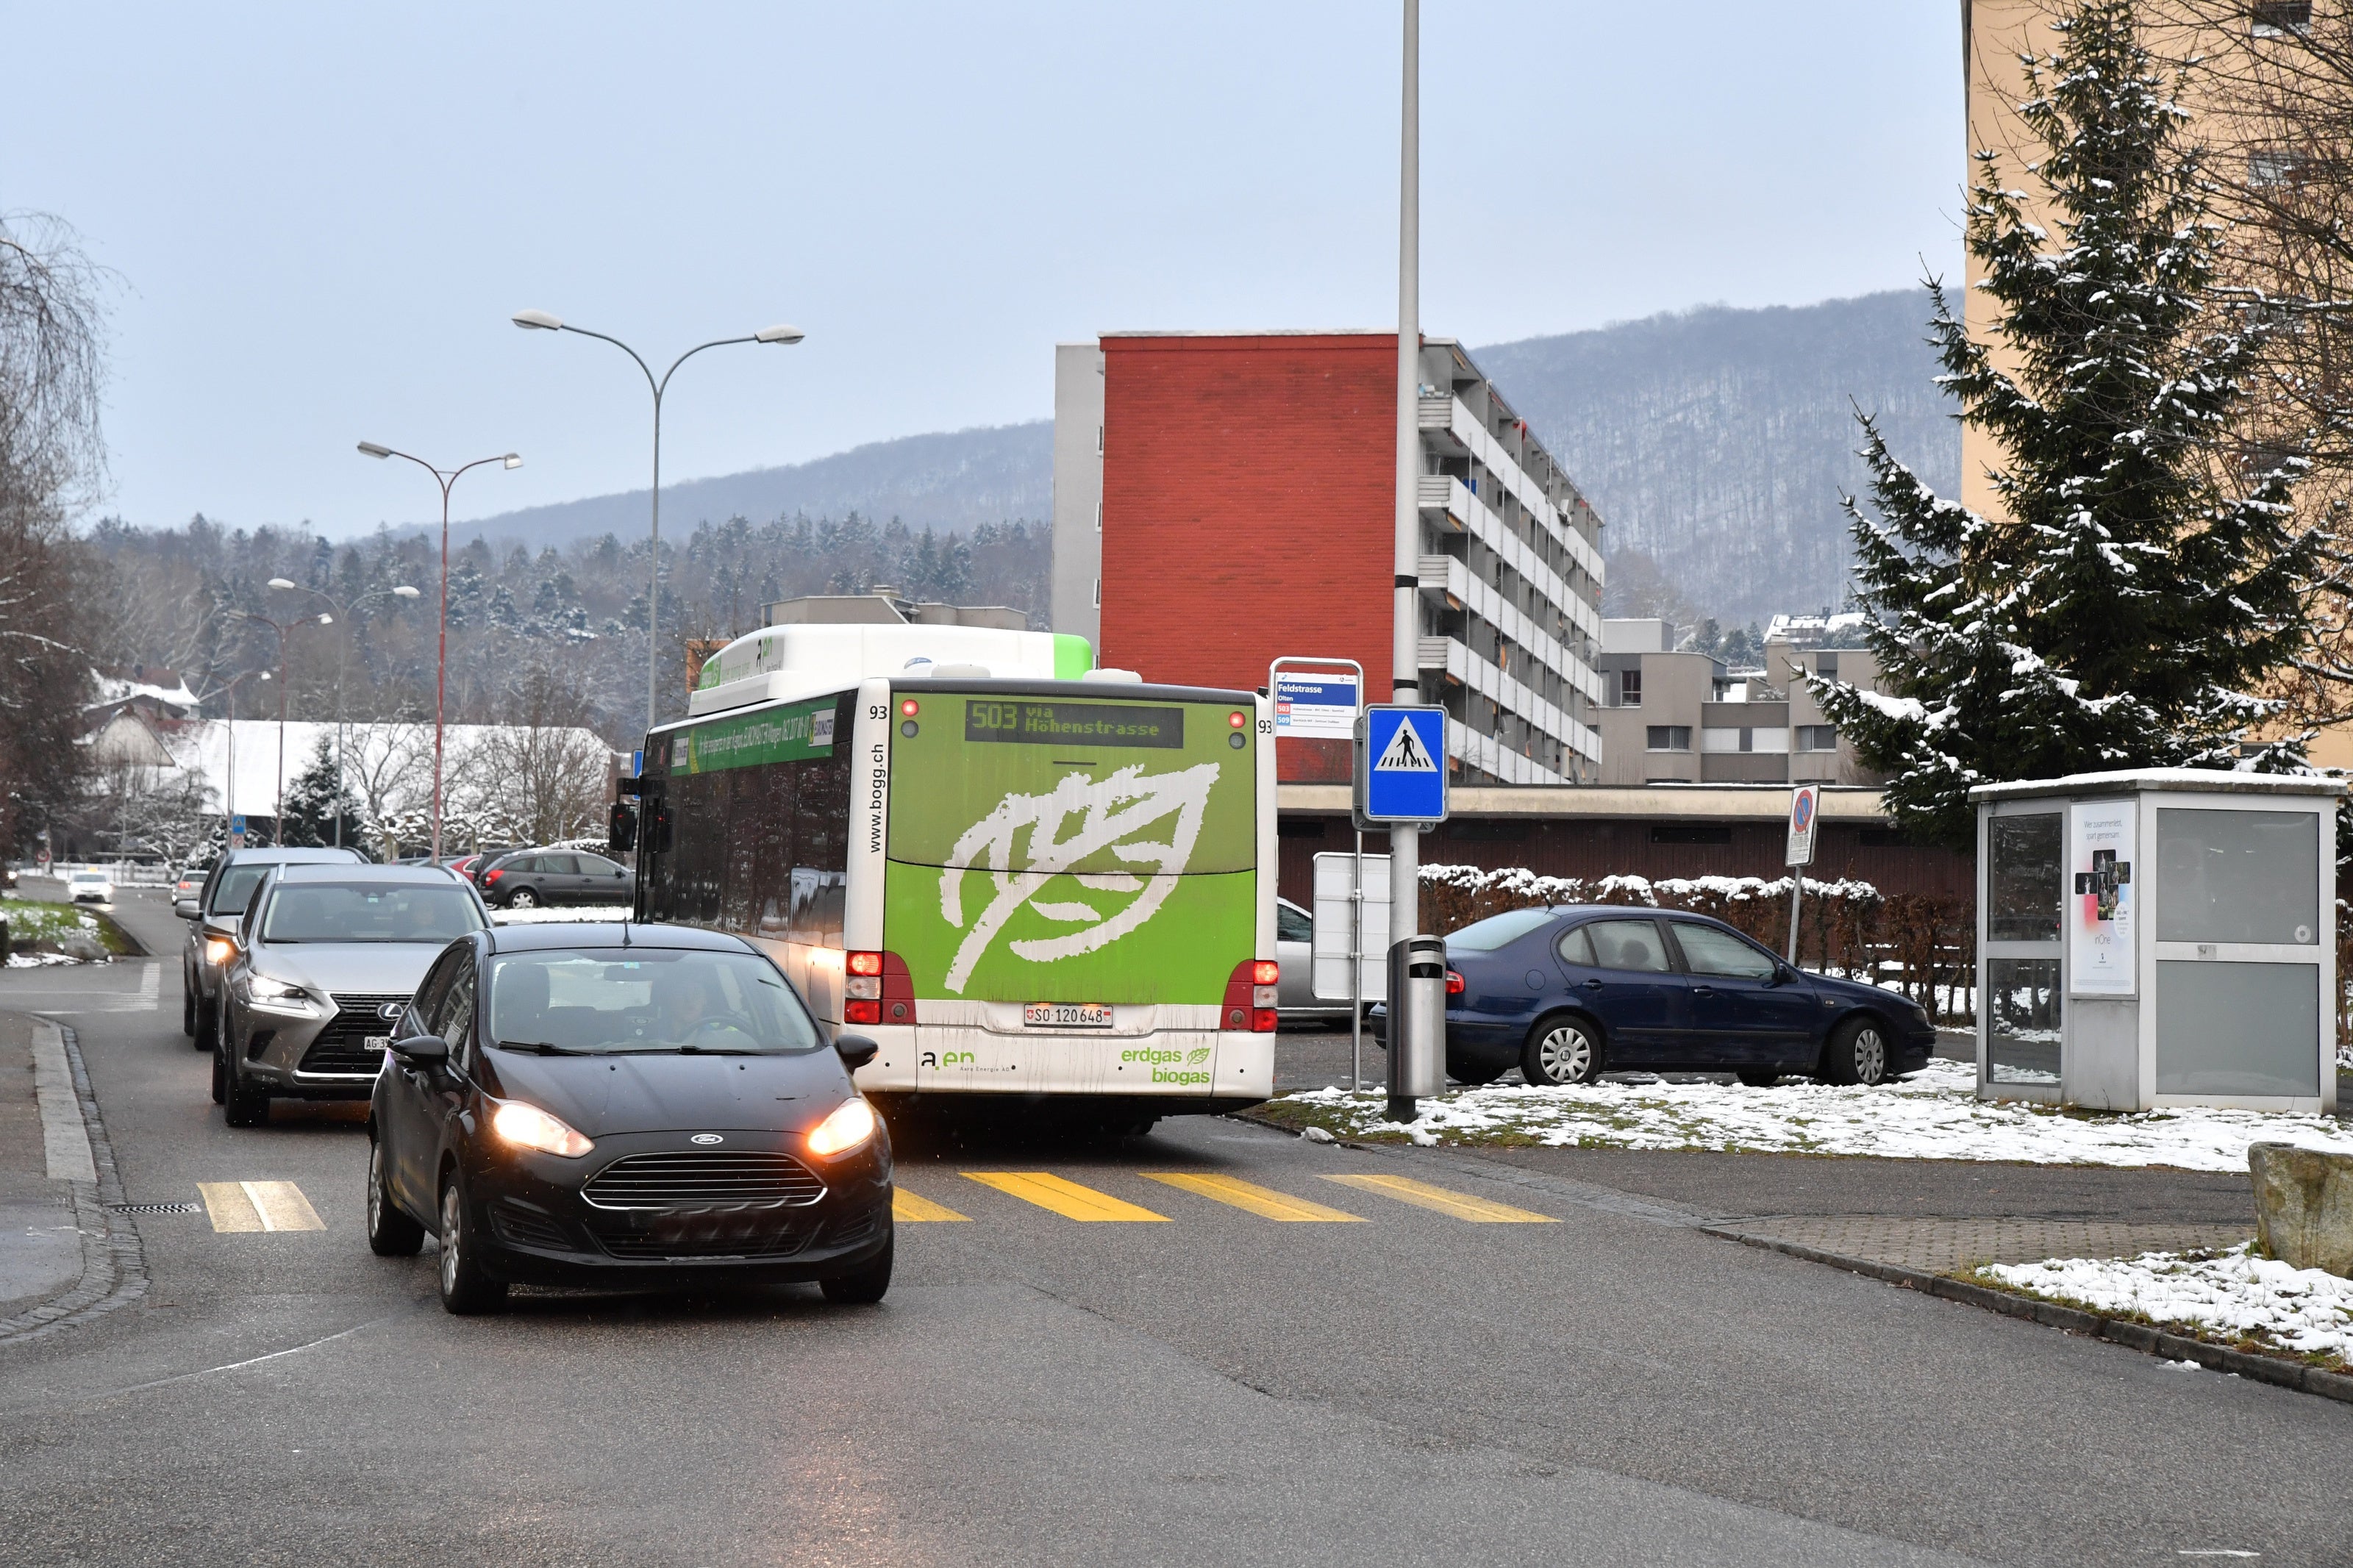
1474;289;1960;625
412;290;1957;625
452;422;1054;554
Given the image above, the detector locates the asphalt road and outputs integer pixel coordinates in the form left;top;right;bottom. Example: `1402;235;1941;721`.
0;885;2347;1567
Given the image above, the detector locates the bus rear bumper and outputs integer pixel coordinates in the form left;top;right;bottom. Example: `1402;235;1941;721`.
848;1025;1273;1099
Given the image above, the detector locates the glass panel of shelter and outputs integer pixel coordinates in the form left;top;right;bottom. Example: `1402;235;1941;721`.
1985;811;2063;1085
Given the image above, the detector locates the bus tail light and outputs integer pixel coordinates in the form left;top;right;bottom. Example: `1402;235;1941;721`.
1224;959;1279;1032
845;951;916;1027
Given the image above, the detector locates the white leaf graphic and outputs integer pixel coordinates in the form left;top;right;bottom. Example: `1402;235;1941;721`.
937;762;1220;993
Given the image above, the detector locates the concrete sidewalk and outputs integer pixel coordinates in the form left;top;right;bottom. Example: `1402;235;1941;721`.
0;1012;143;1340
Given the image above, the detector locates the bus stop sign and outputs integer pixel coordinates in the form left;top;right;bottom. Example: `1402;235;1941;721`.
1357;705;1447;825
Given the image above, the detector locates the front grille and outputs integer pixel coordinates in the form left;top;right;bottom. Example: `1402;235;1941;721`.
592;1220;820;1261
298;992;410;1077
581;1151;825;1210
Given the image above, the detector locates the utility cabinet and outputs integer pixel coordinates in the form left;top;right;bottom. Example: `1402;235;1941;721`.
1971;769;2340;1114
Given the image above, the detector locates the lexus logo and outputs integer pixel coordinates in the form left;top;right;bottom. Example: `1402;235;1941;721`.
690;1134;724;1145
377;1002;404;1021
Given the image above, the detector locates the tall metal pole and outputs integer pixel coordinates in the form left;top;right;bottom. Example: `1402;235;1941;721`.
1388;0;1425;1121
275;631;290;841
649;388;663;735
433;479;451;863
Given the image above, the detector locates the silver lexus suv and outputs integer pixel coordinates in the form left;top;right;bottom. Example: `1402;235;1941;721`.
181;847;365;1056
215;864;489;1128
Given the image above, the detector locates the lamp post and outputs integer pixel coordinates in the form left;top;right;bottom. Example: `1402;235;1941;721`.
210;668;270;850
510;309;802;735
272;581;421;848
238;593;334;845
355;444;521;862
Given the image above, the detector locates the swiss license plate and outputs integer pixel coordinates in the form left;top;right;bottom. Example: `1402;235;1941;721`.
363;1036;390;1053
1024;1003;1111;1028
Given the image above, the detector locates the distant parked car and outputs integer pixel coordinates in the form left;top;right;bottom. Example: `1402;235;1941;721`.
1425;906;1936;1089
66;867;113;904
1274;897;1353;1029
478;849;634;909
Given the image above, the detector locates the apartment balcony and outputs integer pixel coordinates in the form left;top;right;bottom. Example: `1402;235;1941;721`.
1417;634;1600;766
1418;397;1602;576
1446;716;1565;786
1418;476;1602;643
1699;753;1792;785
1416;555;1604;706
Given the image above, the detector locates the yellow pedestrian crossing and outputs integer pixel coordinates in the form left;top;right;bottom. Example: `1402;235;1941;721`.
1318;1173;1557;1224
893;1186;971;1222
197;1180;326;1233
960;1171;1170;1222
1140;1172;1365;1222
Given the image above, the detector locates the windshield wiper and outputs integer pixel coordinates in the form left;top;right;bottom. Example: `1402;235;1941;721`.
496;1040;589;1056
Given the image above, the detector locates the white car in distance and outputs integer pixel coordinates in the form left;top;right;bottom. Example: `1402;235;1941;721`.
66;867;115;904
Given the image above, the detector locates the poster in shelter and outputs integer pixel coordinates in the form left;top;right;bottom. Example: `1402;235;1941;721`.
2068;799;2137;996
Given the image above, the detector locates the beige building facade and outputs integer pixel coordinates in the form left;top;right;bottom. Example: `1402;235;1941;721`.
1594;617;1888;787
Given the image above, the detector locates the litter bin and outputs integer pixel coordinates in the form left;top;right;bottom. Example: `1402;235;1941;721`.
1387;934;1449;1110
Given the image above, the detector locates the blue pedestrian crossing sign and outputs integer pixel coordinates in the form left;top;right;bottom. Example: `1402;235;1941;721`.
1357;705;1448;825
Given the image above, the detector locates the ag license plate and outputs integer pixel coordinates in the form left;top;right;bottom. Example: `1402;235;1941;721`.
363;1036;390;1053
1024;1003;1111;1028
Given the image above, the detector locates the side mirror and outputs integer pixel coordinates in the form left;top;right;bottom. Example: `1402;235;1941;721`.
388;1035;449;1066
834;1033;880;1071
174;899;200;920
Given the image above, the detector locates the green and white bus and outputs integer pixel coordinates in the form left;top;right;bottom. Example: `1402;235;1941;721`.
629;634;1277;1120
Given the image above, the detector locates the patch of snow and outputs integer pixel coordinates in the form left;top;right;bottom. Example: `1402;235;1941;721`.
1276;1059;2353;1171
1979;1244;2353;1365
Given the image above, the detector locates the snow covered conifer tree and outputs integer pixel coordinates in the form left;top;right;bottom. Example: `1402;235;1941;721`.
1815;0;2324;850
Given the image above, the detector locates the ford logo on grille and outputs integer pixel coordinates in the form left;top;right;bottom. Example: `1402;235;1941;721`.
690;1134;724;1145
376;1002;404;1021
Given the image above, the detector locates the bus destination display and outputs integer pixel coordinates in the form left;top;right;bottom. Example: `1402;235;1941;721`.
963;701;1184;749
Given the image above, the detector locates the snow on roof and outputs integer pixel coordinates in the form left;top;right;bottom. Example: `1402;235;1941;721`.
88;669;201;714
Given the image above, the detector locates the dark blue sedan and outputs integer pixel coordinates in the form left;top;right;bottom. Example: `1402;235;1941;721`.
1428;906;1935;1089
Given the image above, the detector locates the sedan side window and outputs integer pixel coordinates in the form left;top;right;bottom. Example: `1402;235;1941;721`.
541;854;581;876
1556;925;1596;967
1672;923;1779;980
1276;903;1313;943
1582;919;1671;973
434;967;479;1074
407;955;459;1037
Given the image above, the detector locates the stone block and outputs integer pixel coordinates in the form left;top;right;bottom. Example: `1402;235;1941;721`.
2249;1142;2353;1276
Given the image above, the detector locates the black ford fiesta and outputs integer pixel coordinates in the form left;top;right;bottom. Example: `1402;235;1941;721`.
366;922;893;1314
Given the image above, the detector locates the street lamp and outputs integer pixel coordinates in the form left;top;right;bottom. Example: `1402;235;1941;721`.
355;443;521;862
272;580;421;848
207;668;271;850
234;600;334;842
511;308;803;735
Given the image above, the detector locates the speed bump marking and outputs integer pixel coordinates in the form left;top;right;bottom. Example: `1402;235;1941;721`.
198;1181;326;1233
893;1187;971;1222
1319;1173;1557;1223
960;1172;1168;1222
1140;1172;1365;1221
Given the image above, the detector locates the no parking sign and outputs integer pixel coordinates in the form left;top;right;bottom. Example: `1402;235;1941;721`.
1785;785;1819;867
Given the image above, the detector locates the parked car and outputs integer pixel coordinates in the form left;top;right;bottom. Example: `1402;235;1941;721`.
479;849;635;909
1390;906;1935;1089
1274;897;1354;1028
365;922;893;1314
215;863;491;1126
170;865;205;912
66;867;114;903
179;846;371;1055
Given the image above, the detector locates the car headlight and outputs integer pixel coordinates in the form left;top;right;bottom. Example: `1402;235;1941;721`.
490;1100;595;1158
204;937;238;967
805;1097;877;1159
246;974;321;1015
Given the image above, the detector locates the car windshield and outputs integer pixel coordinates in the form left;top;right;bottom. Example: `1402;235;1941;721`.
259;883;485;943
1445;907;1558;952
486;949;823;1056
71;871;105;883
210;864;272;914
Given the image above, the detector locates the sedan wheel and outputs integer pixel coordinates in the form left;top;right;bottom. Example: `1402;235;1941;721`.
366;1137;424;1257
437;1178;507;1314
1820;1017;1890;1087
505;887;540;910
221;1017;270;1127
1521;1017;1602;1087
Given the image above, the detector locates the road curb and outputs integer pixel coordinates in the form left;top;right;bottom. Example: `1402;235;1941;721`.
1704;1225;2353;1406
0;1019;148;1347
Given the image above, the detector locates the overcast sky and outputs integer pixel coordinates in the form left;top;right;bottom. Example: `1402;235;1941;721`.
7;3;1961;536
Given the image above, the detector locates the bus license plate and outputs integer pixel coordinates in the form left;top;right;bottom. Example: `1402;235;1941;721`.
1024;1003;1110;1028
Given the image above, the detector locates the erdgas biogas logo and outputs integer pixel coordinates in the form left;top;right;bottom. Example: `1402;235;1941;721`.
936;762;1218;994
1121;1043;1214;1086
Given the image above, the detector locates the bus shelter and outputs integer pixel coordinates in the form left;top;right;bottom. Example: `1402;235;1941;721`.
1971;769;2340;1114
